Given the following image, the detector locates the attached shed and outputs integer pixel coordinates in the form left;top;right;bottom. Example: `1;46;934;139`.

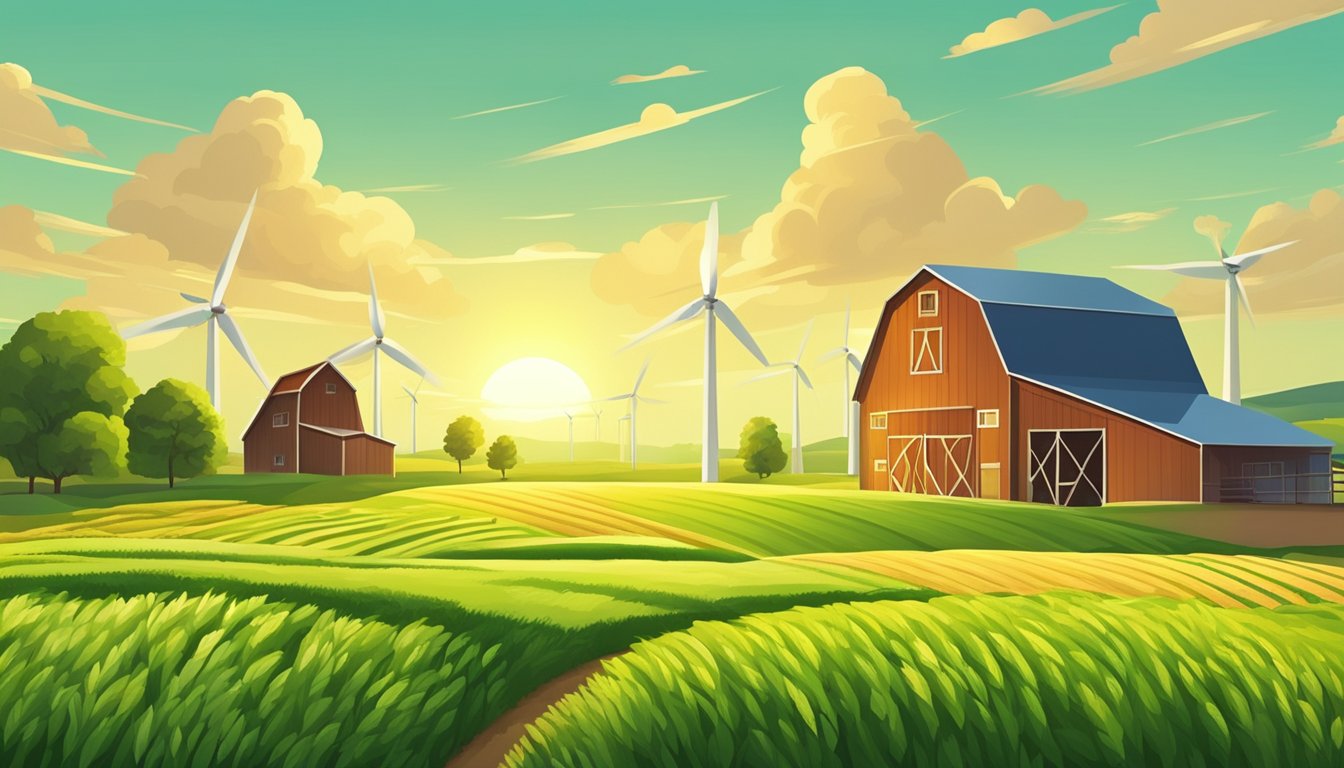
243;361;395;476
854;265;1333;505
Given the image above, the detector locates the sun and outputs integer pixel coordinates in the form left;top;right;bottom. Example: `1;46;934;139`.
481;357;593;422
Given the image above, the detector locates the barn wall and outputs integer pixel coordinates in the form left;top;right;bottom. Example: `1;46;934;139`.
345;436;395;475
858;272;1011;497
1015;380;1201;502
298;428;344;475
299;366;363;431
243;392;299;473
1203;446;1333;503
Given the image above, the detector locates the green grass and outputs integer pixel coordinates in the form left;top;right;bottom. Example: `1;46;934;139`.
506;593;1344;767
1244;381;1344;423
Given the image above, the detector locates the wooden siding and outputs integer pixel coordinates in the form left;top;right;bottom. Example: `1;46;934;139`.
1015;380;1200;502
298;365;364;431
345;435;394;475
242;392;299;473
858;272;1011;497
298;427;344;475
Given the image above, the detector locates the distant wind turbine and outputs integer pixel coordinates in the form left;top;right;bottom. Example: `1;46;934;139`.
400;381;422;453
329;265;441;437
562;410;576;462
622;202;769;482
750;321;815;473
1120;228;1296;405
602;359;664;470
820;304;864;476
120;191;268;411
591;405;603;443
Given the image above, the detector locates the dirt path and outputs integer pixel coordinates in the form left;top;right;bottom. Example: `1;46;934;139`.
445;654;622;768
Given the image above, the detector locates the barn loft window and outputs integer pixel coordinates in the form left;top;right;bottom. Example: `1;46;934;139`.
273;454;285;467
874;459;888;473
870;413;888;430
977;410;999;429
910;328;943;375
326;383;337;394
273;412;290;428
917;290;939;317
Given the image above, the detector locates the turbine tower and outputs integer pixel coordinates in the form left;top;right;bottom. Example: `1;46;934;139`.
400;382;421;454
1121;227;1295;405
602;360;663;470
623;202;769;482
120;191;268;411
329;265;441;436
820;304;864;476
563;410;575;462
591;405;603;443
750;321;815;473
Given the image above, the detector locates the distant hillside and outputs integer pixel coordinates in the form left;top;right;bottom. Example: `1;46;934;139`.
409;433;848;468
1244;382;1344;423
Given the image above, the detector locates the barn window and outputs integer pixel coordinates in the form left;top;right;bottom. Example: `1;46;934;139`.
917;291;939;317
874;459;888;473
273;412;290;428
273;454;286;467
326;383;337;394
910;328;943;374
977;409;999;429
870;413;887;430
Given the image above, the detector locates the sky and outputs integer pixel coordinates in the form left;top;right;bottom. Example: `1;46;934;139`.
2;0;1341;451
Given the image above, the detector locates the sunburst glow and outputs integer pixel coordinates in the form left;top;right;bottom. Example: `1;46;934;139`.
481;357;592;422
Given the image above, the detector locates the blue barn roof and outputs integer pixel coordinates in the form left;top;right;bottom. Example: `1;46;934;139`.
922;265;1329;449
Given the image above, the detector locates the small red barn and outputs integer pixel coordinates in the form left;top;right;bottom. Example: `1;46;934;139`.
242;362;395;476
854;265;1333;505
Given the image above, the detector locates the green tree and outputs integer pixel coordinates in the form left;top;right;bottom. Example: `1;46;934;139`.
0;311;137;493
125;378;227;488
486;435;518;480
443;415;485;473
737;417;788;479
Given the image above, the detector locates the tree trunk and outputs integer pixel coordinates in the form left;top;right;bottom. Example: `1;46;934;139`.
168;456;175;488
52;476;62;494
457;459;463;474
27;476;34;494
500;468;507;480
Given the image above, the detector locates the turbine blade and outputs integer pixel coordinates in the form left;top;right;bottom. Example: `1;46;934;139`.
379;338;441;386
714;301;769;366
747;366;793;384
699;202;719;298
847;352;862;372
180;292;208;304
621;299;705;351
796;365;814;390
212;191;258;306
1116;261;1228;279
328;336;378;363
1224;240;1297;270
1233;274;1256;327
843;302;851;346
636;396;668;405
633;358;652;393
368;263;386;339
818;347;847;362
795;320;814;363
601;393;634;402
216;311;269;386
120;305;212;339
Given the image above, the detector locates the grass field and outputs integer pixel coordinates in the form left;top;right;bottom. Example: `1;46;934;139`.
506;594;1344;767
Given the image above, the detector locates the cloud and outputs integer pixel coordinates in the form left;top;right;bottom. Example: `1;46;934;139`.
104;90;466;318
357;183;450;193
31;210;128;239
612;65;704;85
411;240;601;266
1163;191;1344;317
1137;111;1272;146
946;6;1120;58
502;213;575;221
452;97;560;120
1186;187;1278;202
30;82;195;132
0;63;99;156
592;68;1087;327
590;194;726;211
1192;214;1233;247
1095;207;1177;232
514;91;771;163
0;146;138;176
1304;115;1344;150
1033;0;1343;94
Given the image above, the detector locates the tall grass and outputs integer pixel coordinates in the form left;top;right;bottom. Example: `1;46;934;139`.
507;594;1344;767
0;591;516;768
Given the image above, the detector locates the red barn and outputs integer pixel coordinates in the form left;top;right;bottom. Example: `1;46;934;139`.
854;265;1333;506
242;362;395;476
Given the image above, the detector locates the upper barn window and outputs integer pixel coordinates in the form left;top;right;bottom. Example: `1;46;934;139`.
326;383;337;394
910;328;943;374
917;290;939;317
273;412;290;428
870;413;888;430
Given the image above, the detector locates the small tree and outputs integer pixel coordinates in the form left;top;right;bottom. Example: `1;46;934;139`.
486;435;518;480
738;417;787;479
443;415;485;473
125;379;227;488
0;311;137;493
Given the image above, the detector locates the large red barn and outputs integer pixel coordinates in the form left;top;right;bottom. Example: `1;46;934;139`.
854;265;1333;506
242;362;395;476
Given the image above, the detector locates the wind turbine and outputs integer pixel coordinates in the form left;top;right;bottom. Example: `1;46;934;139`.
591;405;603;443
329;265;441;437
120;191;268;411
820;304;864;476
400;381;422;454
602;359;663;470
622;202;769;482
750;321;815;473
562;410;575;462
1120;228;1296;405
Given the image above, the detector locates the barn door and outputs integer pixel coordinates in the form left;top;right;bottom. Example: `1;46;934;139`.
887;436;925;493
887;434;974;497
1028;429;1105;506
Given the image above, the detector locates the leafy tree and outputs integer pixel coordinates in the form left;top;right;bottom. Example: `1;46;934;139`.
125;378;227;488
486;435;518;480
0;311;137;493
738;417;787;479
443;415;485;473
